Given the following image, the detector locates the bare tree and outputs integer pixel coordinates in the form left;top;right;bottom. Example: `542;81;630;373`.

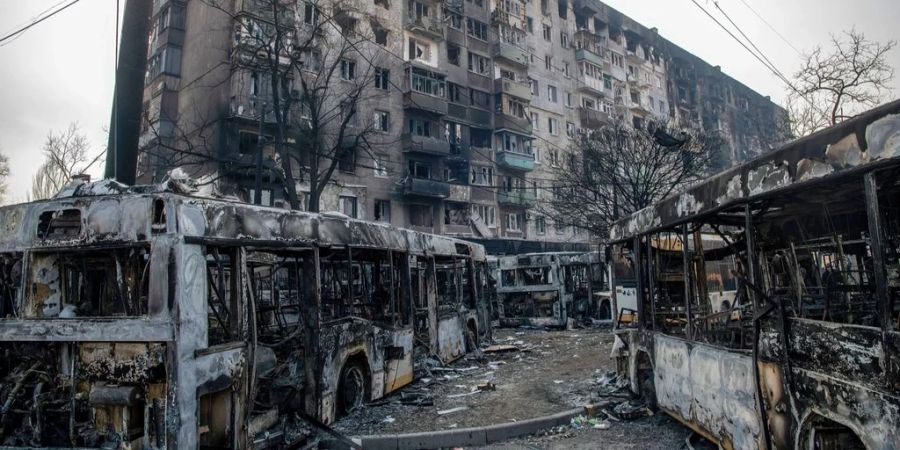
143;0;389;212
30;123;91;200
538;122;719;239
788;29;896;137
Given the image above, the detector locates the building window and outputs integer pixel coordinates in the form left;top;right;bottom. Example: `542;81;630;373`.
471;204;497;227
448;83;464;103
470;89;490;109
409;161;433;179
409;204;433;227
536;216;546;234
526;16;534;33
408;37;431;62
373;26;389;46
375;0;390;8
374;67;390;90
303;2;320;26
565;91;572;107
340;60;356;80
563;62;569;76
560;32;569;48
547;117;558;135
374;200;391;223
529;78;538;96
300;50;321;71
544;54;552;71
374;154;389;177
470;165;494;186
547;85;558;103
566;121;575;137
408;118;432;137
466;18;488;40
611;53;624;67
444;202;470;226
338;147;357;172
407;0;429;21
467;52;490;75
410;67;445;96
339;196;358;218
248;188;274;206
507;213;521;232
447;43;461;66
374;110;390;132
448;11;462;29
542;24;551;41
530;112;539;130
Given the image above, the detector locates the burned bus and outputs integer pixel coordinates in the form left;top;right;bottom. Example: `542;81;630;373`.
611;100;900;450
0;185;490;448
492;251;606;327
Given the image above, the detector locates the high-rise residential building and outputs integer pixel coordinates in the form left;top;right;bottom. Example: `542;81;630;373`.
137;0;787;253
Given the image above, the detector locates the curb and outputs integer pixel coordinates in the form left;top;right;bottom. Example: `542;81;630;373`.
352;404;598;450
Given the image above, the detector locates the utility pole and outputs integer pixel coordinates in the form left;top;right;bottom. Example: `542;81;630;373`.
104;0;152;185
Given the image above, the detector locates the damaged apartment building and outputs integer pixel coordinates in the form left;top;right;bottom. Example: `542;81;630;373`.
136;0;787;255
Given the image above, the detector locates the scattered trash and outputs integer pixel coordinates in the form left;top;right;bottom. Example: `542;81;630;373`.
382;417;395;424
399;391;434;407
553;380;563;384
570;415;611;430
447;390;481;399
484;344;520;353
477;382;497;391
437;406;469;415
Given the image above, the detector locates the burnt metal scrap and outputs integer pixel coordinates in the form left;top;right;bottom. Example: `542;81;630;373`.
0;186;492;448
610;100;900;450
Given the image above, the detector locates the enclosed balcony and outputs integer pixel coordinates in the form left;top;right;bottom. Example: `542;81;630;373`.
494;78;531;100
496;150;535;171
492;42;529;67
404;12;444;41
577;75;606;96
577;107;613;129
402;134;451;155
403;177;451;198
575;48;606;67
498;189;536;206
494;114;532;134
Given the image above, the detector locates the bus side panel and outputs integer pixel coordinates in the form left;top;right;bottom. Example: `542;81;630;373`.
654;335;761;450
384;328;415;394
437;314;466;362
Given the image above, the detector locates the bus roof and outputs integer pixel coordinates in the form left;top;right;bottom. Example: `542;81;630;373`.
609;99;900;243
0;189;486;260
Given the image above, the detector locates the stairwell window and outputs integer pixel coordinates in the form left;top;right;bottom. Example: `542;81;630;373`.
374;154;390;177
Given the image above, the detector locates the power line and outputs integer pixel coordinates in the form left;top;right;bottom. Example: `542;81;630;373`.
0;0;84;47
712;1;789;85
735;0;803;56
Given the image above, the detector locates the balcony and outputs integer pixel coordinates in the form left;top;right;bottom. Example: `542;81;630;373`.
498;190;536;206
229;95;278;123
402;134;451;156
494;78;531;100
404;14;444;41
577;75;606;96
578;107;613;129
492;42;529;67
496;150;536;171
628;98;652;114
403;177;451;198
575;48;606;68
403;90;448;116
494;113;532;135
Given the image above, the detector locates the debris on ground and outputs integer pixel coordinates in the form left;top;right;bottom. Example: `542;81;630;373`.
484;344;520;353
437;406;469;415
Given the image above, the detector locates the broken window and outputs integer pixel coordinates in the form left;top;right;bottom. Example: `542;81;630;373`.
444;202;470;226
0;253;22;318
206;248;240;346
409;204;433;227
27;247;151;318
320;248;407;325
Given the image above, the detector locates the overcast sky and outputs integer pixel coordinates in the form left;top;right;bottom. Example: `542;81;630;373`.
0;0;897;203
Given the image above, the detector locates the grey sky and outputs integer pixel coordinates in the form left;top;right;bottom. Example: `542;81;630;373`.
0;0;897;204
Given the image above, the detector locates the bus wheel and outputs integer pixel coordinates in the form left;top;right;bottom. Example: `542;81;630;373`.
338;362;367;415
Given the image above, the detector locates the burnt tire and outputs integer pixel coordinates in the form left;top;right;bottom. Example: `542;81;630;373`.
337;363;367;416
